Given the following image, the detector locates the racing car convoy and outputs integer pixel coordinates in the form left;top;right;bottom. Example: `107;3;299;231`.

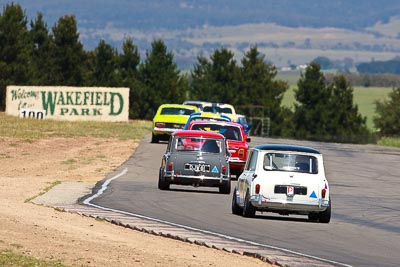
153;101;331;223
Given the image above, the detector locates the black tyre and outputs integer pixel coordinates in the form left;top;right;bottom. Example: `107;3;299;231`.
318;198;331;223
158;167;170;190
151;133;159;143
219;181;231;194
231;188;243;215
235;172;241;180
235;169;244;180
308;213;319;221
242;190;256;217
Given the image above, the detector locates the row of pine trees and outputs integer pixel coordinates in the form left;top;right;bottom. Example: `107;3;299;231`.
2;3;398;143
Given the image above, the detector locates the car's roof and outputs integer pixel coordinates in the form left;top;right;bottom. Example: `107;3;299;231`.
158;104;198;109
183;100;210;105
188;120;243;129
173;130;225;139
202;102;235;108
189;111;220;117
254;144;321;154
188;112;231;120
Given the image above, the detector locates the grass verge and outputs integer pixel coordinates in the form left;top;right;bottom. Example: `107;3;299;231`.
377;137;400;147
0;249;65;267
0;112;152;140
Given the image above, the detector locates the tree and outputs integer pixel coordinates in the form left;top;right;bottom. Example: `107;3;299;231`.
312;56;333;70
239;46;289;136
29;12;55;85
51;15;85;85
89;39;119;86
190;48;240;104
119;38;140;84
190;56;213;101
138;39;187;119
328;75;372;143
294;64;373;143
118;38;142;119
374;87;400;136
0;3;30;110
293;62;331;140
357;58;400;74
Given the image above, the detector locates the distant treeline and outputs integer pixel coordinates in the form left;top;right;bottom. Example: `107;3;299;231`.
313;56;400;77
325;73;400;87
356;58;400;75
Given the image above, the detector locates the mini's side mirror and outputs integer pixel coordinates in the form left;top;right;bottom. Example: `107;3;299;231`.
246;137;251;142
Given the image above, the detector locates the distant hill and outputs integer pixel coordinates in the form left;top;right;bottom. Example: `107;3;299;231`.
5;0;400;69
13;0;400;31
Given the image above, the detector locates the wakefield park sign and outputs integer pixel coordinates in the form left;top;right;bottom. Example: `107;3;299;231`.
6;86;129;122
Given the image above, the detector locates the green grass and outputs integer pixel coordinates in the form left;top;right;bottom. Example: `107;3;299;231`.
281;84;297;110
352;86;391;130
377;136;400;147
0;112;152;140
277;71;302;85
0;249;65;267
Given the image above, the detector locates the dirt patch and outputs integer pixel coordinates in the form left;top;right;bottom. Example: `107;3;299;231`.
0;136;269;266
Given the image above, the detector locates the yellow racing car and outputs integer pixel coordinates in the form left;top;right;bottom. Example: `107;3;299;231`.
151;104;198;143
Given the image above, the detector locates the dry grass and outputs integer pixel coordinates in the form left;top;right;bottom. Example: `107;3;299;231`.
0;112;152;140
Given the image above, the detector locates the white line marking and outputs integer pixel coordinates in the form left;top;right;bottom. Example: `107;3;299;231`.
83;167;351;267
83;167;128;205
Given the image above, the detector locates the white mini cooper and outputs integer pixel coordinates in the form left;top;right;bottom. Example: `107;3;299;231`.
232;144;331;223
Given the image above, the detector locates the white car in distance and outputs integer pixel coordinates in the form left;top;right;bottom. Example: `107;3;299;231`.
232;144;331;223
